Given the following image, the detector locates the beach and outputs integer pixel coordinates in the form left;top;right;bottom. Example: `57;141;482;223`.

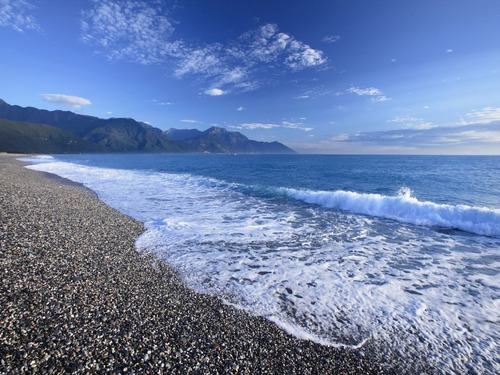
0;154;388;374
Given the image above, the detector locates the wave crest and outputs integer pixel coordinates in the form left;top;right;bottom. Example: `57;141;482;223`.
284;187;500;237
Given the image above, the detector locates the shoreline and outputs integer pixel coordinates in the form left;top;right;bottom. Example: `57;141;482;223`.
0;154;397;373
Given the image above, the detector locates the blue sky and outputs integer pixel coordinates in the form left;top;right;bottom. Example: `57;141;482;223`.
1;0;500;154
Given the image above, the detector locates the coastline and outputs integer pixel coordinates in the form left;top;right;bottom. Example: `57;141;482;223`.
0;154;389;373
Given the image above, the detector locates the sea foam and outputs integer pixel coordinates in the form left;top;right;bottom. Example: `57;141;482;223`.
284;187;500;237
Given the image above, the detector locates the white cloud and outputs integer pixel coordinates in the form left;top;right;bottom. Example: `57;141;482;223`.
454;129;500;143
298;122;500;154
205;88;225;96
282;121;313;132
41;94;92;109
152;99;173;106
231;120;313;132
347;86;391;103
174;45;224;77
155;8;316;83
446;49;454;53
330;134;350;141
81;4;326;94
81;0;176;65
372;95;391;103
347;87;382;96
388;116;435;130
461;107;500;125
243;24;286;63
0;0;40;33
286;42;326;71
322;35;341;43
294;87;342;100
181;119;202;124
233;123;280;130
237;106;244;111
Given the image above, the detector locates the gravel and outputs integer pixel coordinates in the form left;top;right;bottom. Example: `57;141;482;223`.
0;154;401;374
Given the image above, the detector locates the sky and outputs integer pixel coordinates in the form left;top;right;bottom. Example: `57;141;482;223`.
1;0;500;154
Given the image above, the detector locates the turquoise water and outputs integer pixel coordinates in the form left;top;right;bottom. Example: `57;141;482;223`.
23;154;500;373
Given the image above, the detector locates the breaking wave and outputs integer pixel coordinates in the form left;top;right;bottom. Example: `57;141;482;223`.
284;187;500;237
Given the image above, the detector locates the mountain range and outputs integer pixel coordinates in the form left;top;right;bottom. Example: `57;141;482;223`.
0;99;295;154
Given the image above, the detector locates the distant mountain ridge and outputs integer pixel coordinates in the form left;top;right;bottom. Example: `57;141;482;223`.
0;118;104;154
164;126;294;154
0;99;295;154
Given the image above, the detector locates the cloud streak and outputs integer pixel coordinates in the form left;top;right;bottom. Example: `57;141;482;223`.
80;1;326;94
233;123;280;130
322;35;341;43
302;121;500;154
0;0;40;33
231;120;313;132
180;119;202;124
41;94;92;109
347;86;391;102
461;107;500;125
388;116;435;130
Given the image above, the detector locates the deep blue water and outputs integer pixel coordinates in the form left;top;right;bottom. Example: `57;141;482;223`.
55;154;500;208
23;154;500;373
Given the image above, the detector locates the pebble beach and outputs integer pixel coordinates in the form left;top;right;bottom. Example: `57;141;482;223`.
0;154;393;374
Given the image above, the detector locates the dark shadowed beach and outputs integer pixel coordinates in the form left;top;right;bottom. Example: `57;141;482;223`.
0;154;400;374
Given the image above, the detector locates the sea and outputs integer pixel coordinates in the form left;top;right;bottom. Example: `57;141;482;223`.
21;154;500;373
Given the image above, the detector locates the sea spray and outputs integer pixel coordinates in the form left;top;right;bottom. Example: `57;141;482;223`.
283;186;500;237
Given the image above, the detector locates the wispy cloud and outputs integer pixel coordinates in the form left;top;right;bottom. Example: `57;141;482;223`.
81;0;176;65
80;2;326;94
181;119;202;124
322;35;341;43
237;106;244;111
347;86;391;103
388;116;435;130
231;119;313;132
0;0;40;33
372;95;391;102
233;123;280;130
460;107;500;125
347;87;382;96
282;121;313;132
298;121;500;154
41;94;92;109
152;99;173;106
175;23;326;93
174;45;224;77
240;24;326;71
284;40;326;71
294;87;342;100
